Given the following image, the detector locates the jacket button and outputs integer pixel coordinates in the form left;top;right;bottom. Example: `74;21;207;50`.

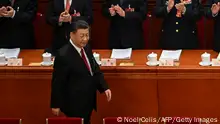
176;22;178;24
176;29;179;32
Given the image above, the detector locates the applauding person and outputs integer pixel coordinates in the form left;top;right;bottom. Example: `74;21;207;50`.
46;0;93;56
0;0;37;48
102;0;147;49
155;0;202;49
205;1;220;52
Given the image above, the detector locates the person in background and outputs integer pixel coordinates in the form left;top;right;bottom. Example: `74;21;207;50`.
205;0;220;52
0;0;37;49
51;20;111;124
102;0;147;49
155;0;202;49
46;0;93;56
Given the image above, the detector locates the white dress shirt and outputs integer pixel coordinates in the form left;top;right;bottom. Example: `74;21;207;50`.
70;40;93;75
64;0;72;9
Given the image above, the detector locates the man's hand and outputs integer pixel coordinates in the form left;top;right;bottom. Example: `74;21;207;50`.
0;6;7;17
167;0;174;12
114;5;125;17
109;5;116;16
105;89;112;102
211;2;220;15
52;108;60;116
59;11;71;22
175;2;186;12
62;14;72;22
2;6;15;17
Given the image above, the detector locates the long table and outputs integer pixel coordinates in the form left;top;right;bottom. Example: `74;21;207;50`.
0;50;220;124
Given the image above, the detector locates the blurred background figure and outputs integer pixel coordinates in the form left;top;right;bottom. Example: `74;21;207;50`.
45;0;93;56
155;0;202;49
205;0;220;52
0;0;37;49
102;0;147;49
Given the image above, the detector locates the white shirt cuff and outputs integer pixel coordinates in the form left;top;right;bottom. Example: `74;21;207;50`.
182;7;186;15
212;12;218;17
167;6;170;13
11;10;15;18
58;22;62;26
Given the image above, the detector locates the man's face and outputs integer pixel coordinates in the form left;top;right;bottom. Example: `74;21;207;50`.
70;28;89;48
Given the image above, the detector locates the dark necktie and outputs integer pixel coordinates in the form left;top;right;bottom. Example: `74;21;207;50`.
81;49;91;72
66;0;70;11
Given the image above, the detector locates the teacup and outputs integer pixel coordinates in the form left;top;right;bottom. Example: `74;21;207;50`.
147;52;157;64
201;52;210;65
93;52;100;63
42;52;52;64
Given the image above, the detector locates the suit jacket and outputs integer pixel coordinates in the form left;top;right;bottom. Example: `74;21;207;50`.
46;0;93;55
155;0;201;49
205;0;220;52
102;0;147;49
0;0;37;49
50;42;108;116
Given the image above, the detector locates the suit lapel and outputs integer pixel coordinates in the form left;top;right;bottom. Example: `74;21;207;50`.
69;0;76;14
84;45;95;73
59;0;64;12
67;43;92;75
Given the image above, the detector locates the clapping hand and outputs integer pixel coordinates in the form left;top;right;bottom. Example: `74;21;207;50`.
0;6;7;16
0;6;15;17
175;2;185;12
211;2;220;15
167;0;174;12
59;11;71;23
114;4;125;17
109;4;116;16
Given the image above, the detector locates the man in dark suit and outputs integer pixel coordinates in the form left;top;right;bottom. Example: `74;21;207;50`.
102;0;147;49
51;20;111;124
205;0;220;52
46;0;93;56
0;0;37;49
155;0;201;49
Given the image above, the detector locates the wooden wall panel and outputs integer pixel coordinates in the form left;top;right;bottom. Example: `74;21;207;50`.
33;0;215;49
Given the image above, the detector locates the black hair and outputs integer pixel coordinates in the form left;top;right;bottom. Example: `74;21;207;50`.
70;20;89;33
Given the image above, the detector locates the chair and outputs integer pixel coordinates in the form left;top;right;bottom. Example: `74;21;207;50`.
164;117;201;124
0;118;22;124
103;117;140;124
46;117;83;124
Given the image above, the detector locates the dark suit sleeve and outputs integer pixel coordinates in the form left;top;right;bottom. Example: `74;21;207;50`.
71;0;93;25
154;0;169;17
182;0;202;21
13;0;37;24
46;0;60;27
93;61;109;93
86;45;109;93
101;0;112;19
51;54;68;108
124;0;147;20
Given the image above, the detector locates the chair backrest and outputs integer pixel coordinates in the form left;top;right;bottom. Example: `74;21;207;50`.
0;118;22;124
46;117;83;124
164;117;201;124
103;117;140;124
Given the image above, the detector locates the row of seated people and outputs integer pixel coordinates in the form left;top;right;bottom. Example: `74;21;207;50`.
0;117;203;124
1;0;220;55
